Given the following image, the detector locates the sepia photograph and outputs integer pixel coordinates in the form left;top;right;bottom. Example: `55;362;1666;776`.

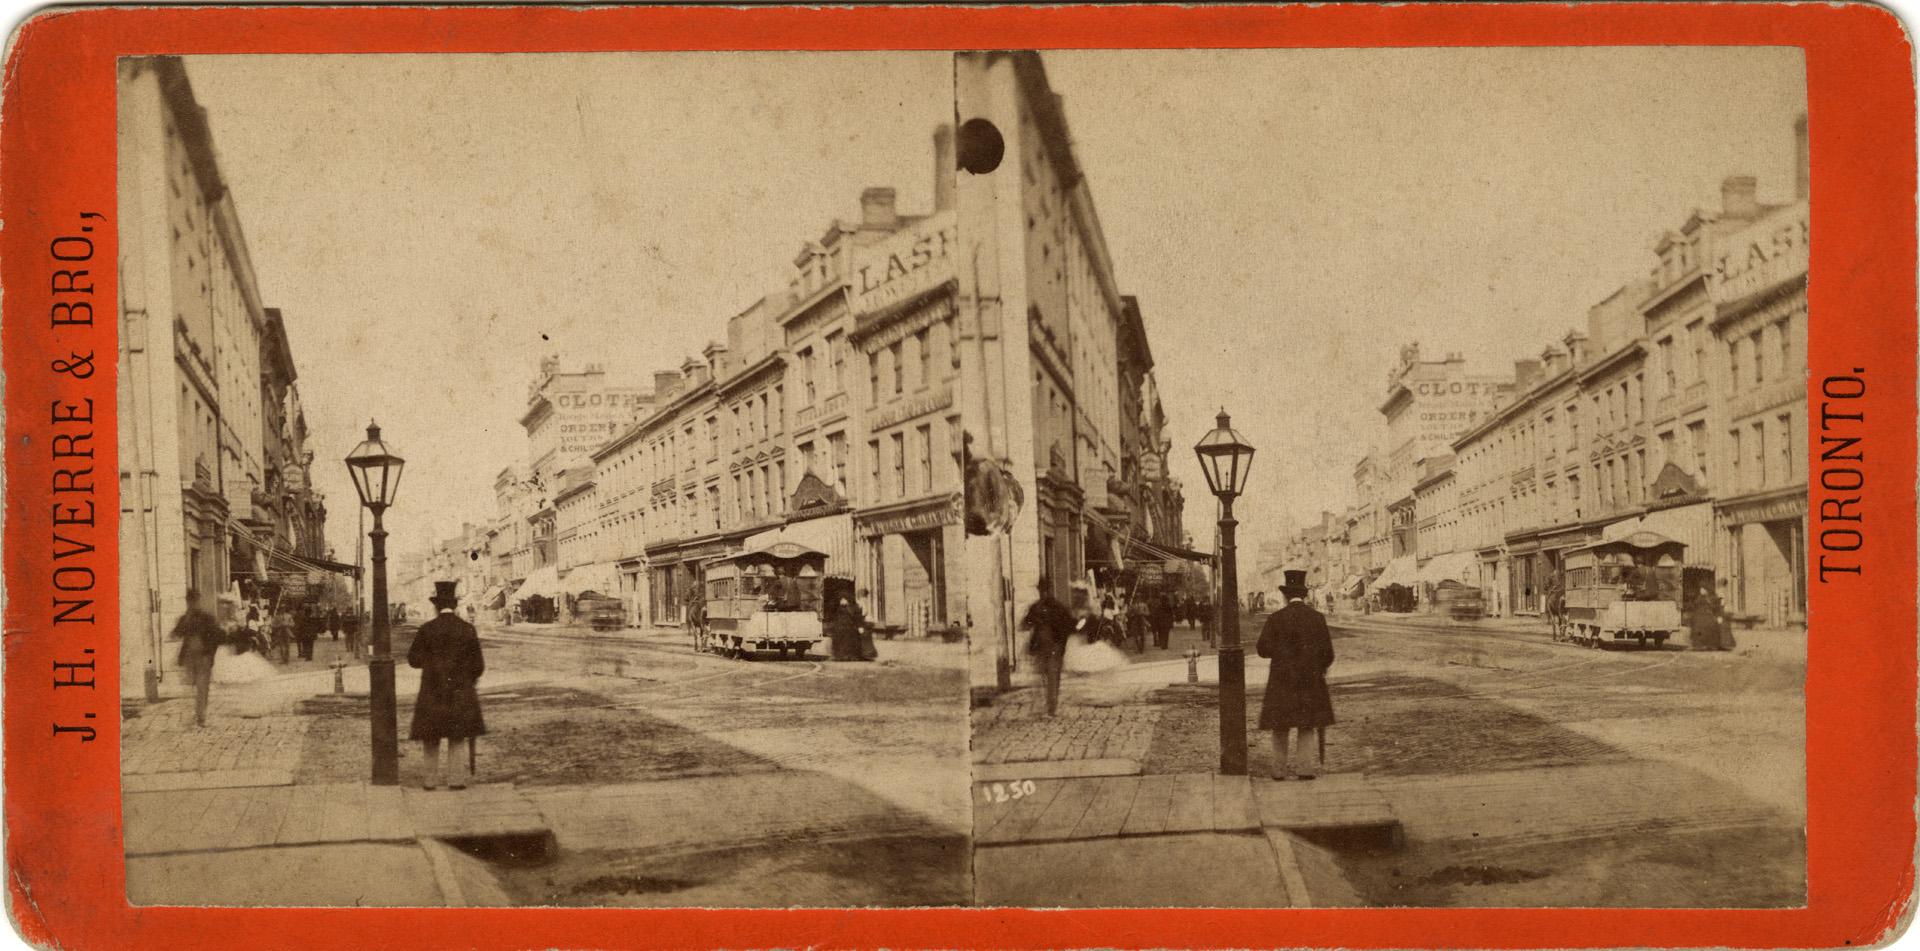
114;51;973;907
112;42;1812;911
956;47;1811;908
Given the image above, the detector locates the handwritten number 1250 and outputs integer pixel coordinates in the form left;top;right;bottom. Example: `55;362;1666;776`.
981;780;1038;802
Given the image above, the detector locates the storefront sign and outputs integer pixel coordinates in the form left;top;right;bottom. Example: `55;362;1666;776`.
868;385;953;432
857;493;962;537
852;211;956;315
1710;202;1809;305
1720;491;1808;526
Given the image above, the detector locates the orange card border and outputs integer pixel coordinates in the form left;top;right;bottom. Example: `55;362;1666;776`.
3;4;1912;948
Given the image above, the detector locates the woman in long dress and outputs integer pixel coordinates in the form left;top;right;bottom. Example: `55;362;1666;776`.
212;595;280;684
1064;605;1130;674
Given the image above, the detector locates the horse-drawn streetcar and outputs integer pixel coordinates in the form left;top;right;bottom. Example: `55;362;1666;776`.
696;541;850;660
1552;531;1688;649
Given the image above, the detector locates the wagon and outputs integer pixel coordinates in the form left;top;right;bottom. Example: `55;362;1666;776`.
1554;531;1687;649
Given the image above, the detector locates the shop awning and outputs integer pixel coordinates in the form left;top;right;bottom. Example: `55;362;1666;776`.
745;511;855;576
1374;555;1419;589
1341;574;1365;596
561;562;619;597
480;585;507;610
1417;551;1479;586
1601;501;1714;568
262;546;362;579
1116;533;1213;565
515;565;562;602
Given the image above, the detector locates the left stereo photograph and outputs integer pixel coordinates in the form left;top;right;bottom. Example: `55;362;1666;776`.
114;52;973;908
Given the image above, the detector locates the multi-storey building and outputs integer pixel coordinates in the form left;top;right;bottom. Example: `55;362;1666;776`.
1707;196;1808;626
117;57;334;694
1446;162;1805;622
954;51;1191;688
577;144;963;636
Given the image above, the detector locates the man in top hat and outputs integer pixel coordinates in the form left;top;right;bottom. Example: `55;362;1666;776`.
407;581;488;790
1255;569;1336;780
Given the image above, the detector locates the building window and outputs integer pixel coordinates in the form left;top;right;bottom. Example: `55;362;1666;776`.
1749;330;1765;386
916;329;931;389
1658;337;1676;394
1778;412;1795;485
868;439;881;503
916;424;933;494
891;432;907;498
890;341;905;395
1688;320;1706;386
761;392;772;439
801;347;816;405
798;440;814;476
1727;339;1741;394
1729;427;1743;490
1751;421;1766;490
948;316;962;371
707;417;718;460
1688;420;1708;482
829;330;847;395
829;432;848;497
1777;319;1794;378
869;352;881;405
777;461;787;512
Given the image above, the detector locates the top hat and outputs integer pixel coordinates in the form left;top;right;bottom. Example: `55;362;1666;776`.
1280;569;1309;596
430;580;460;608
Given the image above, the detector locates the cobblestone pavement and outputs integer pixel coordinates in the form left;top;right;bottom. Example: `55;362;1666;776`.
970;688;1162;765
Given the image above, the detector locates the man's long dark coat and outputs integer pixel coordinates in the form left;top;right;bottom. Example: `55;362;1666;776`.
1255;599;1336;729
407;610;487;741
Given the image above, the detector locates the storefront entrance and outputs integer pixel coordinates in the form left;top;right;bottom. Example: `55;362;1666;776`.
869;529;947;637
1730;517;1805;627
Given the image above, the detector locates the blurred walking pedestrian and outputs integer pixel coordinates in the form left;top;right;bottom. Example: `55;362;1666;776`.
169;590;222;728
1020;578;1075;717
1256;570;1336;781
296;607;318;661
1150;592;1174;650
271;606;294;664
409;581;488;790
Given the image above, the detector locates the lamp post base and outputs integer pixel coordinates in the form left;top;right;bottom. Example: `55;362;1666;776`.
369;655;399;786
1217;643;1247;776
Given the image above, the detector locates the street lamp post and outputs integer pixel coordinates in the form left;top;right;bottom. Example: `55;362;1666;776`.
1195;410;1255;776
345;421;406;786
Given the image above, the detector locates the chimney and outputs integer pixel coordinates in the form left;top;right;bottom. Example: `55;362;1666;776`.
680;356;707;387
703;341;729;376
932;124;956;212
860;187;898;230
1721;174;1760;219
1794;113;1809;201
1512;358;1543;391
1563;328;1590;366
654;369;682;398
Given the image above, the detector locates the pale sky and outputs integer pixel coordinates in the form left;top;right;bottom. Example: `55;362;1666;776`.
184;53;953;560
1038;47;1807;562
187;48;1807;573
